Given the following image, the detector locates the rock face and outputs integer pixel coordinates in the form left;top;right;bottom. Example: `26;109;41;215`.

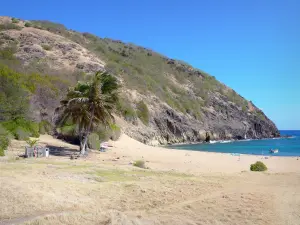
121;96;279;145
0;17;280;144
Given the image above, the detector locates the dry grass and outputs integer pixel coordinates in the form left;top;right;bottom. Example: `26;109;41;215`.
1;138;300;225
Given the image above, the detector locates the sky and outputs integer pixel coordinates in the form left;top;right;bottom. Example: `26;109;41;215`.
1;0;299;129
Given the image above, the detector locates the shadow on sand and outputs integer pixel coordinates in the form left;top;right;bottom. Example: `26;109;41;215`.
45;145;79;157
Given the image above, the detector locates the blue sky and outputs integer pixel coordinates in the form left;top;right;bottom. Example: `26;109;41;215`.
1;0;299;129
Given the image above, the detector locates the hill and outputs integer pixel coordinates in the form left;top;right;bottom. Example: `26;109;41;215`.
0;16;280;144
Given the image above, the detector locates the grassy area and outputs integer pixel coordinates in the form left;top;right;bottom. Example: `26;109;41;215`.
1;155;298;225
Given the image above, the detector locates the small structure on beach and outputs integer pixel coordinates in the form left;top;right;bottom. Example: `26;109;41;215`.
25;146;50;158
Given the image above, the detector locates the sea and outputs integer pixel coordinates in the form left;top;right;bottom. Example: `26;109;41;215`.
169;130;300;157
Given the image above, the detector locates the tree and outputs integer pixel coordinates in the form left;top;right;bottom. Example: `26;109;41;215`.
56;71;119;155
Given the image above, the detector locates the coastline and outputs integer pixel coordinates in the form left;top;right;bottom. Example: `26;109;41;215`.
110;134;300;174
163;135;294;147
6;134;299;174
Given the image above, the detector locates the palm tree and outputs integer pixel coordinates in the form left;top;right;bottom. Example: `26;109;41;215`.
56;71;119;155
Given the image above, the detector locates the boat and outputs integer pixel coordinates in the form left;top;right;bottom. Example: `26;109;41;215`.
270;149;279;154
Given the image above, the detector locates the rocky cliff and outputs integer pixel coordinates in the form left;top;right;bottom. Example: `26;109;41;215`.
0;16;280;144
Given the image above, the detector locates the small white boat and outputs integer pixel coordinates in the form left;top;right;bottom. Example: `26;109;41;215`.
270;149;279;154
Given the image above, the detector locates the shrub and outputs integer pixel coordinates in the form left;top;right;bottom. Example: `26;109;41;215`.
1;118;40;139
0;46;17;60
11;18;20;23
39;120;52;134
0;125;11;156
250;161;267;172
95;125;111;142
116;97;137;122
41;44;52;51
30;123;40;138
0;136;10;156
24;22;32;27
110;124;121;141
133;160;146;169
136;100;149;125
87;133;100;150
26;138;39;147
58;124;77;136
0;23;21;31
15;127;30;140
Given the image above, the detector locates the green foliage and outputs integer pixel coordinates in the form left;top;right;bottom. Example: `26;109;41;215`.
87;133;100;149
41;44;52;51
136;100;149;125
110;124;121;141
256;111;266;121
0;23;21;31
39;120;52;134
0;46;17;60
1;118;40;139
15;127;30;140
24;22;32;27
56;71;119;154
0;125;12;156
250;161;267;172
133;160;146;169
0;64;30;120
26;138;39;147
97;126;111;142
30;20;66;33
117;97;137;122
11;18;20;23
0;136;9;156
95;124;121;142
58;124;77;136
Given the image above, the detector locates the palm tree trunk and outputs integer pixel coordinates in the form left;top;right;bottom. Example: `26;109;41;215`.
81;105;95;155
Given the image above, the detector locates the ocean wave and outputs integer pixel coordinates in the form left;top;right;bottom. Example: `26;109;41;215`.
220;140;232;144
209;140;233;144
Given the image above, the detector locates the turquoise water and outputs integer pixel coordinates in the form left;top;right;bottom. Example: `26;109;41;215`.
169;130;300;156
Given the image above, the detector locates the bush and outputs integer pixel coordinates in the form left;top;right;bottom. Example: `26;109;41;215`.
39;120;52;134
1;118;39;139
250;161;267;172
24;22;32;27
0;46;17;60
58;124;77;136
117;97;137;122
87;133;100;149
26;138;39;147
0;136;10;156
0;23;21;31
41;44;52;51
133;160;146;168
136;100;149;125
0;125;12;156
96;125;111;142
15;127;31;140
110;124;121;141
11;18;20;23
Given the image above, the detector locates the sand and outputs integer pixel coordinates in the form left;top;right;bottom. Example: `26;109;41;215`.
109;134;300;174
0;134;300;225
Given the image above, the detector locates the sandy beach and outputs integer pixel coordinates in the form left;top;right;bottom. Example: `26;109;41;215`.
111;134;300;174
1;135;300;225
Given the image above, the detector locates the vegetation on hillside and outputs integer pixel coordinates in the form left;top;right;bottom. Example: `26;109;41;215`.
0;40;75;153
26;20;251;119
136;100;150;125
0;18;273;150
